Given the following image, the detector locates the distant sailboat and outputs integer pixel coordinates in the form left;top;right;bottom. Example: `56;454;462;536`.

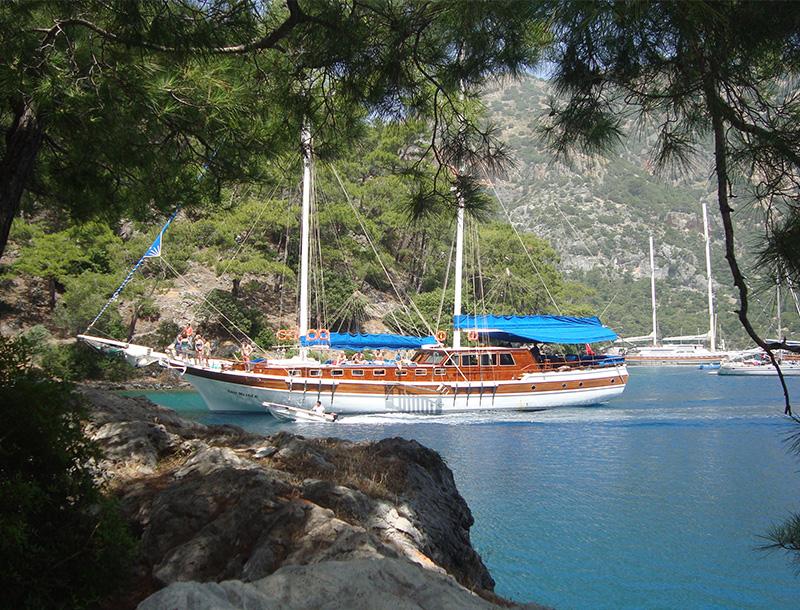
718;284;800;376
622;204;729;366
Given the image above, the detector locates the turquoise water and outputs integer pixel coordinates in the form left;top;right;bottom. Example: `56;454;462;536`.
135;368;800;608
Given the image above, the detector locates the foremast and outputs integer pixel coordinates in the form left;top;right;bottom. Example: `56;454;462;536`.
299;125;312;358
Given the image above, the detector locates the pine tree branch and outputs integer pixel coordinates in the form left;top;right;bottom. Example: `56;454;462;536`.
34;0;311;55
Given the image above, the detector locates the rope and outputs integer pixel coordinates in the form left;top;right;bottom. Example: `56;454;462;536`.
482;169;563;314
328;164;436;338
86;207;180;333
161;258;266;353
436;233;456;331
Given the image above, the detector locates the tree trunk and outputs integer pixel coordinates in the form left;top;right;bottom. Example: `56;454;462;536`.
48;276;57;310
232;277;241;299
0;100;44;259
127;306;139;342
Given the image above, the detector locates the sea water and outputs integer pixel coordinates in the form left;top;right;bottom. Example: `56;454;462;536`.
135;368;800;609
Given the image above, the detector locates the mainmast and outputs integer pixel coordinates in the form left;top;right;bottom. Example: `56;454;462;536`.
649;234;658;347
702;202;717;351
299;125;312;355
452;196;465;349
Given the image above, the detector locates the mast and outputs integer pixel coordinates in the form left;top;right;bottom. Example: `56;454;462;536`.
452;197;465;349
702;202;716;351
649;234;658;347
299;124;312;354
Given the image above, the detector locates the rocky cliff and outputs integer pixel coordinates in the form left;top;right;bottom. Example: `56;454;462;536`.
81;388;543;609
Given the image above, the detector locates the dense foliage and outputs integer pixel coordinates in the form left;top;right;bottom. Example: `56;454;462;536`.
0;335;134;609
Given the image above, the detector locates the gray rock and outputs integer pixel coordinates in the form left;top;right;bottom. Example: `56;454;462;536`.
138;558;503;610
78;387;535;608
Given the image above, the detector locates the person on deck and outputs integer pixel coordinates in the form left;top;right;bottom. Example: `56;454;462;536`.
241;341;254;371
312;400;325;415
194;334;207;367
531;343;542;363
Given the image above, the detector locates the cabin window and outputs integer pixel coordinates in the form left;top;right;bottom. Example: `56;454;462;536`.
352;370;365;377
372;369;386;376
444;355;457;366
309;369;322;377
460;354;478;367
499;353;515;366
396;370;408;376
480;354;497;366
426;352;445;364
289;369;302;376
415;369;427;376
331;369;344;377
434;368;446;376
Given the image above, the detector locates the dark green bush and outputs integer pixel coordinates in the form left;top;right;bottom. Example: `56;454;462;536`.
0;335;135;609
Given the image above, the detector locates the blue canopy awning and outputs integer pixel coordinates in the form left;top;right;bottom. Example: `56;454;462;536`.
453;314;618;344
301;332;438;351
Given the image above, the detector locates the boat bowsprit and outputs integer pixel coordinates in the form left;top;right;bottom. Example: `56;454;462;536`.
264;402;338;422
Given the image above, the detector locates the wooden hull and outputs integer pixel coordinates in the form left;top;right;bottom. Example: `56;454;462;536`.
179;361;629;414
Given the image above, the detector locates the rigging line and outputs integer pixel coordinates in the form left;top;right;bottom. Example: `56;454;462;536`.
473;217;487;317
192;183;281;322
277;191;293;328
482;168;563;315
312;165;328;330
161;258;266;353
328;163;436;337
791;287;800;319
436;232;457;331
599;291;618;318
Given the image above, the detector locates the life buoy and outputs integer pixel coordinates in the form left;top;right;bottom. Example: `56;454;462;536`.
277;329;289;341
467;330;479;341
435;330;447;343
306;329;318;341
318;328;330;341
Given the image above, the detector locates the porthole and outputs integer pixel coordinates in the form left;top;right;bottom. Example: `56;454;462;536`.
352;370;364;377
531;385;536;391
331;369;344;377
611;378;616;383
561;383;567;389
578;382;584;388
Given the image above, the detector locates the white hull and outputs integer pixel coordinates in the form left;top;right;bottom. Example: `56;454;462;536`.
718;363;800;376
265;403;337;422
181;366;627;415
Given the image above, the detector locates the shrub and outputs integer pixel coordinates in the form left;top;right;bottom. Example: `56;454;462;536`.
0;335;135;609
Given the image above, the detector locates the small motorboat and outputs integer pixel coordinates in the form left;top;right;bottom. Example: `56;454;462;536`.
264;402;338;423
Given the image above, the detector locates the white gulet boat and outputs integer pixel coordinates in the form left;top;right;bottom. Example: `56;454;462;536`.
80;128;628;415
620;217;730;366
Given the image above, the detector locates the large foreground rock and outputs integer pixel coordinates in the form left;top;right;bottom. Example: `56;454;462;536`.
138;558;501;610
80;388;540;609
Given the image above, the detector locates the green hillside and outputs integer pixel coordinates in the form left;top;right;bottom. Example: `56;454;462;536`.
483;76;797;346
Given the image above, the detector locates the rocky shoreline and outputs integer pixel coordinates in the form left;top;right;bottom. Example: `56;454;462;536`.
81;387;545;609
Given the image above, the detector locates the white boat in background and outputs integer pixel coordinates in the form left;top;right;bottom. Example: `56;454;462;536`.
621;215;730;367
265;403;338;422
718;351;800;376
